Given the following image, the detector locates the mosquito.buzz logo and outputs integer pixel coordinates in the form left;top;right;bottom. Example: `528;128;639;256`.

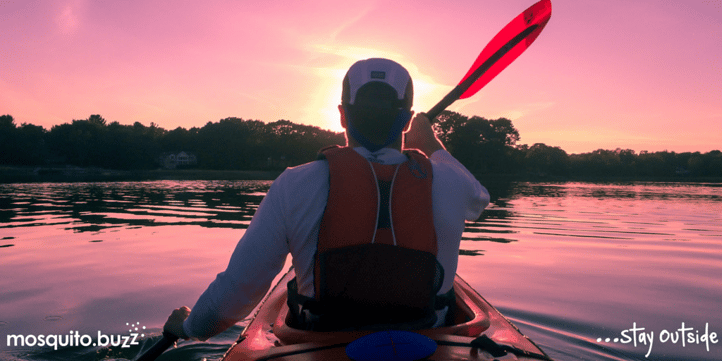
6;322;149;350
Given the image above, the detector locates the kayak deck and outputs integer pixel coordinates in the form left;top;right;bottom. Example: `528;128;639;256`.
223;269;551;360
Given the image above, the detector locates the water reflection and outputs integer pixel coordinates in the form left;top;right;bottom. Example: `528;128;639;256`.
0;181;272;232
459;250;485;256
507;181;722;201
1;180;721;361
457;182;722;361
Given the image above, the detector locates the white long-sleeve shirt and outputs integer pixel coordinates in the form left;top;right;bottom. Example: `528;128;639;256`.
183;147;489;340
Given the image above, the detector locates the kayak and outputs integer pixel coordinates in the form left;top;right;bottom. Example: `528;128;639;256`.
222;269;552;361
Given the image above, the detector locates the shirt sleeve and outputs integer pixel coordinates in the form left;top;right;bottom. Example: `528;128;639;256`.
428;149;490;293
182;174;291;341
430;149;490;220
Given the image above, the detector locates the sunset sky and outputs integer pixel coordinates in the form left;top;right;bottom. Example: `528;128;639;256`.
2;0;720;154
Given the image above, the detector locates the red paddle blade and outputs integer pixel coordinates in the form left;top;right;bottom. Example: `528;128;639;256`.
458;0;552;99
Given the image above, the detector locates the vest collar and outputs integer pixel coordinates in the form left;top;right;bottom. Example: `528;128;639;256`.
352;147;407;165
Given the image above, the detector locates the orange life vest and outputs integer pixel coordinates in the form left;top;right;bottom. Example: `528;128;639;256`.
288;146;445;331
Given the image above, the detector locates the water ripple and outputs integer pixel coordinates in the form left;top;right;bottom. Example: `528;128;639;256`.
0;181;269;232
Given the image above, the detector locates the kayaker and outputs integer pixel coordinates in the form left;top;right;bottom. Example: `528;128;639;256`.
163;58;490;340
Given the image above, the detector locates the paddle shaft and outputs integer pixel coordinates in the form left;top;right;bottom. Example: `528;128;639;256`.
425;23;539;123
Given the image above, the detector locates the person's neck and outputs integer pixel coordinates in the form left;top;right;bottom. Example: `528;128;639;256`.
346;134;403;151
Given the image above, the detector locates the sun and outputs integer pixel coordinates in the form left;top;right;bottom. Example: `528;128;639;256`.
302;67;346;133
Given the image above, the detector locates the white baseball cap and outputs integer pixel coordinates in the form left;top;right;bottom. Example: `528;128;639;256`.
342;58;413;109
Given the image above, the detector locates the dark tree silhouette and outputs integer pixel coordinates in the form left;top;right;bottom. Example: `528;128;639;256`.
1;112;720;180
0;115;19;164
525;143;569;176
432;111;520;173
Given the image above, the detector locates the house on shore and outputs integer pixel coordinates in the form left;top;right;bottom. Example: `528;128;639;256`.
158;151;198;169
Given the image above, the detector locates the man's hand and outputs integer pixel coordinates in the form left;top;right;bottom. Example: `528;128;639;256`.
163;306;191;340
404;113;446;156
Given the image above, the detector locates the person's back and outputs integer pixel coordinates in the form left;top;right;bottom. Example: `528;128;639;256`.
162;58;489;340
286;145;443;331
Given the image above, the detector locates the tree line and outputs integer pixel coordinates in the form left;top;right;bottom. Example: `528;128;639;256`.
1;113;720;178
0;114;344;170
431;111;721;178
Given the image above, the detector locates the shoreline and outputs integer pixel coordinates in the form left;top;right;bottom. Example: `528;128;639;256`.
473;172;722;185
2;166;720;184
0;166;283;184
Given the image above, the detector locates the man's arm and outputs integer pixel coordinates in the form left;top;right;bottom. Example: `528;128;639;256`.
404;111;489;221
403;113;445;157
163;177;291;341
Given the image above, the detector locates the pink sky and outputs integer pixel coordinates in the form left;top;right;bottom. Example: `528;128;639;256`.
1;0;720;154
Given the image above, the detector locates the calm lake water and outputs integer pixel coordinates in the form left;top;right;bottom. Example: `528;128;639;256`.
1;180;720;361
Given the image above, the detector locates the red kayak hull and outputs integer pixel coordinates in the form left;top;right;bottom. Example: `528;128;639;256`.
223;269;550;360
